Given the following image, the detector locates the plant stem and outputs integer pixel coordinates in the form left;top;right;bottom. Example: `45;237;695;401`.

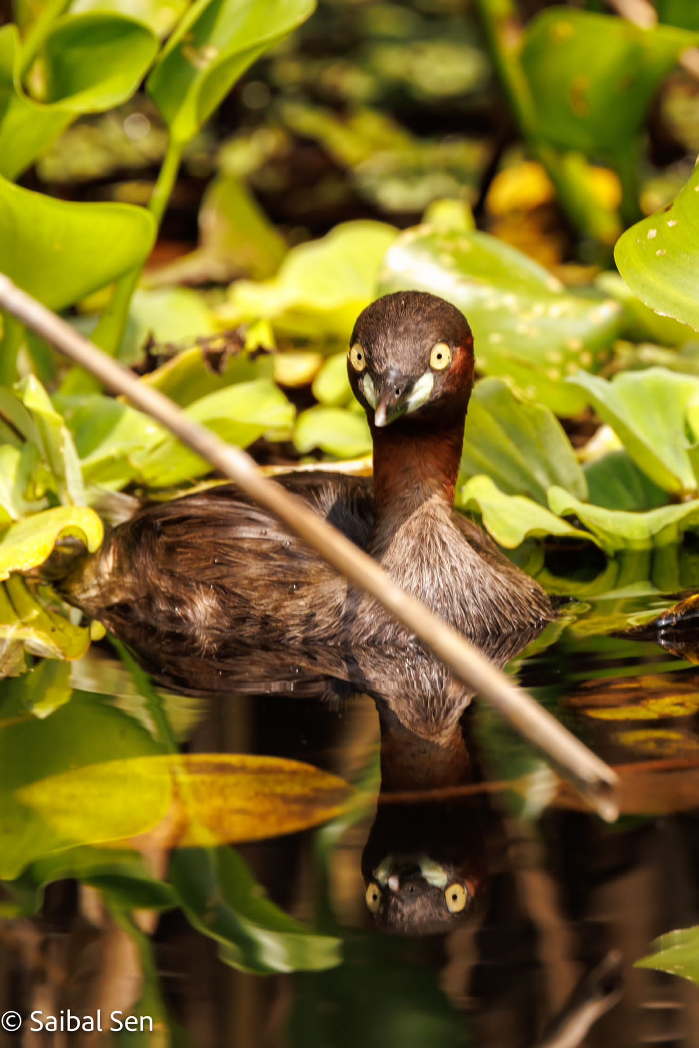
0;271;620;821
92;138;184;356
475;0;617;263
0;313;24;385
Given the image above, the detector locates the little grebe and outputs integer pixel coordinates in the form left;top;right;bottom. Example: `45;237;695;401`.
64;291;553;729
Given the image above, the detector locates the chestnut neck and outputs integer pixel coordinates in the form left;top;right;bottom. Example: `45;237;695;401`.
370;407;467;530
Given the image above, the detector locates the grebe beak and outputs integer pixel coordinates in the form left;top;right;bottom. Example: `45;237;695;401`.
373;367;409;428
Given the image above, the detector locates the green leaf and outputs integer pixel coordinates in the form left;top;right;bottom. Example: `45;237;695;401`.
13;375;85;504
171;847;340;973
1;658;72;718
119;287;218;365
379;224;621;415
147;0;316;143
0;577;93;663
294;406;371;459
458;475;595;549
459;378;587;503
134;378;294;485
225;220;397;339
139;342;274;407
569;368;699;495
0;689;164;878
595;272;695;347
548;486;699;552
656;1;699;31
148;174;286;285
0;175;155;310
615;164;699;333
0;444;46;523
312;352;353;407
0;16;158;179
521;9;695;153
637;926;699;984
69;0;188;37
7;846;177;917
584;450;667;511
0;506;103;580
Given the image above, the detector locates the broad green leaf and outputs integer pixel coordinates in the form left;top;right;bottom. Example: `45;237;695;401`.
656;1;699;31
1;658;72;718
584;451;667;511
595;272;695;347
147;0;316;143
521;10;695;153
294;406;371;459
139;342;274;406
148;174;286;284
458;475;594;549
0;16;158;179
18;753;350;849
224;221;398;339
15;375;85;504
459;378;587;503
134;378;294;485
0;506;103;580
70;0;188;37
548;486;699;552
0;176;155;310
312;352;353;407
0;577;92;662
171;847;340;974
637;926;699;984
274;350;323;388
0;688;164;878
379;225;620;415
7;845;177;917
119;287;218;366
615;164;699;333
569;368;699;495
59;393;164;490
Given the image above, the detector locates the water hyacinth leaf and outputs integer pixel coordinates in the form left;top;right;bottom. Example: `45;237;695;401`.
134;378;295;485
59;394;165;490
0;506;103;581
69;0;188;37
521;10;695;154
225;221;397;339
0;690;164;878
380;225;620;415
18;753;350;850
274;351;323;388
0;16;158;179
140;342;274;407
0;445;46;524
548;487;699;552
171;847;341;974
1;658;72;718
458;476;594;549
637;927;699;985
147;0;316;143
15;375;85;505
569;368;699;495
584;451;667;512
0;577;92;663
0;176;155;310
595;272;695;347
312;352;353;407
294;406;371;459
459;378;586;503
119;287;218;366
615;165;699;333
656;1;699;31
149;174;287;285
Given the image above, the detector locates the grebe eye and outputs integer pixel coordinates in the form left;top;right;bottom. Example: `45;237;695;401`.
365;882;381;913
430;342;452;371
349;343;367;372
444;882;468;913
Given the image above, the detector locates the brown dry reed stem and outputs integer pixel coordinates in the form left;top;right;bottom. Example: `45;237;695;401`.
0;274;618;820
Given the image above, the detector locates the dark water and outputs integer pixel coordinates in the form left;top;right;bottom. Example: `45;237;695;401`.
4;568;699;1046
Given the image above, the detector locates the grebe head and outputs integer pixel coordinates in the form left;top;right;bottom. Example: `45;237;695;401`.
348;291;474;429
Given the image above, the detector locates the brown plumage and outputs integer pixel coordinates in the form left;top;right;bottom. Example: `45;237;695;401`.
63;291;553;734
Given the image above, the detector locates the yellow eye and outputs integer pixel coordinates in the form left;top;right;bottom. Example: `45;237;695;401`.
444;883;468;914
349;343;367;372
430;342;452;371
365;882;381;913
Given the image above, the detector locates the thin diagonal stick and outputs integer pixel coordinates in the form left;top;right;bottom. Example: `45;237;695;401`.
0;274;618;819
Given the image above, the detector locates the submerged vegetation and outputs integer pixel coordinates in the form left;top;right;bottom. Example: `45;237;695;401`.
6;0;699;1029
